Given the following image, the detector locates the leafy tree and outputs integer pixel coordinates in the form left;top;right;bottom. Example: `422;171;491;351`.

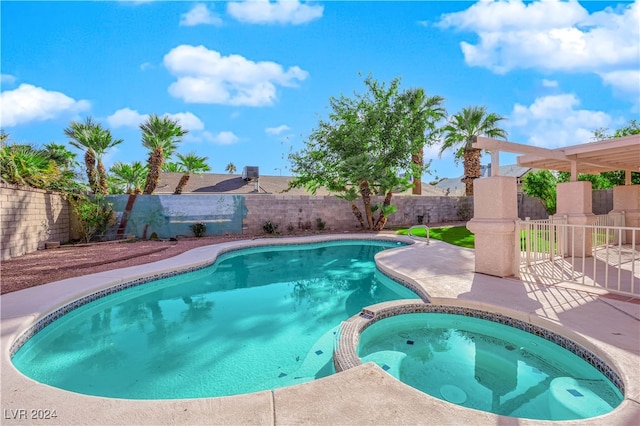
401;88;447;195
140;114;188;194
522;170;557;215
173;152;211;194
439;106;508;196
225;162;237;174
584;119;640;185
162;162;186;173
64;117;122;194
109;161;148;194
289;75;440;230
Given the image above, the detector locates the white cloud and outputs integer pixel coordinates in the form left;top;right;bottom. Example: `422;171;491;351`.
510;94;612;148
140;62;154;71
164;44;308;106
0;84;90;127
598;70;640;98
265;124;290;135
107;108;204;132
438;0;639;97
107;108;147;128
542;79;558;88
1;74;16;85
203;130;239;145
180;4;223;27
227;0;323;25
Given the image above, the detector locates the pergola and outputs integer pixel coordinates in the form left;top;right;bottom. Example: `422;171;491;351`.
472;134;640;184
466;134;640;278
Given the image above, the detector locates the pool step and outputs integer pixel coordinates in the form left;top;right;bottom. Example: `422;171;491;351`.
360;350;407;378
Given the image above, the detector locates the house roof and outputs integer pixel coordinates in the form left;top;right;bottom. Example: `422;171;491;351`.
155;172;446;196
434;164;533;196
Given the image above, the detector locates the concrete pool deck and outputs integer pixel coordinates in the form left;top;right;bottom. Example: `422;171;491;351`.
1;235;639;425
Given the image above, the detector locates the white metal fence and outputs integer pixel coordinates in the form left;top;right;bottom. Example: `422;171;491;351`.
516;213;639;297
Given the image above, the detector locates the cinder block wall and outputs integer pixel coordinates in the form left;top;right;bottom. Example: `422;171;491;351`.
242;194;471;234
0;183;70;261
592;189;613;215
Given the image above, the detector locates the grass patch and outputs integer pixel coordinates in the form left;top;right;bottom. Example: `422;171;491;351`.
397;226;474;249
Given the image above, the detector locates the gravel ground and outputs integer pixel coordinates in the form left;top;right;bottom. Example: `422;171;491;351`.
1;222;465;295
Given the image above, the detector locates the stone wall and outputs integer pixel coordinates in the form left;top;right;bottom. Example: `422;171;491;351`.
592;189;613;215
1;183;70;261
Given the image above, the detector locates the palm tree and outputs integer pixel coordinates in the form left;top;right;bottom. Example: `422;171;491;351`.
140;114;188;194
162;162;186;173
64;117;122;194
173;152;211;194
109;161;148;194
225;162;237;174
439;106;507;196
402;88;447;195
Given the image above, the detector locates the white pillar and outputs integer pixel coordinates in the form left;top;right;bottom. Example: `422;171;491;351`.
555;181;595;257
466;176;518;277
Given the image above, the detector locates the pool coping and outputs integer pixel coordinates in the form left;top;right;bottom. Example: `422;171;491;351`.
1;234;639;425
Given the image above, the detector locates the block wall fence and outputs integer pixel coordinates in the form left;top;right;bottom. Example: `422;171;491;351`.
1;183;70;261
0;183;613;261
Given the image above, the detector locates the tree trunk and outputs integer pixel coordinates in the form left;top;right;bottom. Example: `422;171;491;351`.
350;202;366;228
97;160;109;194
143;147;164;194
174;174;190;195
374;191;393;231
85;149;98;194
360;180;374;229
462;147;482;196
412;149;423;195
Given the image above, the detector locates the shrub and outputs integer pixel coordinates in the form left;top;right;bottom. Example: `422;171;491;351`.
190;222;207;238
263;220;279;235
70;194;115;243
315;217;326;231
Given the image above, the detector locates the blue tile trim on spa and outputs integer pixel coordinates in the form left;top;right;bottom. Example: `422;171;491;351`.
9;237;408;358
348;303;625;395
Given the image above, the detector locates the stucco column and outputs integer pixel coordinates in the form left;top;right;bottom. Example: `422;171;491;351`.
466;176;518;277
611;185;640;243
555;181;595;257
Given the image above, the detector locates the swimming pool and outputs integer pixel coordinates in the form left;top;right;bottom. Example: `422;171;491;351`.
350;309;624;421
12;240;418;399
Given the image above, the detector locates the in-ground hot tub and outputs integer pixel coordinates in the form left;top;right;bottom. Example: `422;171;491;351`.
334;303;624;421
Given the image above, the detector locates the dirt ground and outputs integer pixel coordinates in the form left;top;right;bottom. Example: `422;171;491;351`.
0;222;465;295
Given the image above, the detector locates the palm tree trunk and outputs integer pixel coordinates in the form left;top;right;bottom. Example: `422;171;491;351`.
174;174;190;195
144;147;164;194
412;149;423;195
360;180;374;229
85;149;98;193
97;160;108;194
462;147;482;196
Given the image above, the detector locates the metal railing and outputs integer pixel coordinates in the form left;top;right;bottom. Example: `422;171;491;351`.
516;213;638;297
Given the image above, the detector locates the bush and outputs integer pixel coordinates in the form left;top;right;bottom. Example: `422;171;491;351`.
263;220;279;235
190;222;207;238
70;194;115;243
315;217;326;231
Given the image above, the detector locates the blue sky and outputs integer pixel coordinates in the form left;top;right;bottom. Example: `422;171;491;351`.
2;0;639;181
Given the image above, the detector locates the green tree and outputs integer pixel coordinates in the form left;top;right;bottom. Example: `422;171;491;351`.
140;114;188;194
109;161;148;194
439;106;508;196
522;170;558;215
225;162;237;174
289;75;440;231
162;162;186;173
173;152;211;194
64;117;122;194
585;119;640;185
401;88;447;195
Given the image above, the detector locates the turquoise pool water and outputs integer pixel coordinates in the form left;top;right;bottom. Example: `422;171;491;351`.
357;313;623;421
12;240;417;399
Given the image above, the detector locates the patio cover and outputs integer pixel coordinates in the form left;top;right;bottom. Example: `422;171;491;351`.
472;134;640;177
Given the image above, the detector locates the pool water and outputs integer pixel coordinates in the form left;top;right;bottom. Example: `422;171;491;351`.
12;240;417;399
358;313;623;421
